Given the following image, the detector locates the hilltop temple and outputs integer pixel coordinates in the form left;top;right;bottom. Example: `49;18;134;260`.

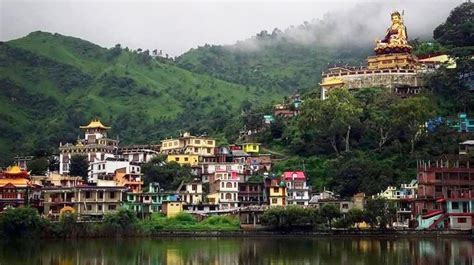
320;11;424;99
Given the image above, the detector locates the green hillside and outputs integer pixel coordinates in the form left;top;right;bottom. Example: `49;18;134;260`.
176;24;372;94
0;31;283;164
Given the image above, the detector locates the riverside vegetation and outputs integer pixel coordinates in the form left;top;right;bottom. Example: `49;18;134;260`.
0;207;240;239
0;198;399;239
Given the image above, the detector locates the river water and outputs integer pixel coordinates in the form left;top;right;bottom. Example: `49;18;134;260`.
0;237;472;265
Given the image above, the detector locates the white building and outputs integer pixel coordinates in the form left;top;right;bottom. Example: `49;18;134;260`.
118;145;160;163
282;171;311;206
178;180;203;204
59;120;118;175
89;158;141;184
201;162;246;183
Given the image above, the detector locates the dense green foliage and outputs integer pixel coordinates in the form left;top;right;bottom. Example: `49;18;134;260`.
433;2;473;48
0;31;282;165
261;198;397;230
27;157;49;175
69;154;89;181
177;23;370;94
0;208;239;239
140;213;240;232
141;156;193;190
251;3;474;197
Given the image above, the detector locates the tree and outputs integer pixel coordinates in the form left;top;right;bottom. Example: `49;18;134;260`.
364;198;396;228
299;89;362;155
391;96;436;153
320;204;341;229
27;157;49;175
433;2;473;48
141;156;193;190
0;207;43;238
346;208;365;228
354;88;400;152
69;155;89;181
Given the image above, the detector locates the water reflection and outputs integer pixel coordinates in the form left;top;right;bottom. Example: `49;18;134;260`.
0;237;472;265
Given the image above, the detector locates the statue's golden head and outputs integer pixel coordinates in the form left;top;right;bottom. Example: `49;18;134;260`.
391;11;402;23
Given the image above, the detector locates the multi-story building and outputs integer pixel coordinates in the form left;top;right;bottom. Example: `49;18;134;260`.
207;170;239;210
0;166;41;211
414;158;474;230
166;154;199;166
238;181;265;207
377;180;418;227
42;185;124;220
59;120;118;176
117;144;160;163
90;158;141;183
200;162;247;183
282;171;311;206
114;167;143;193
268;178;287;207
178;179;203;204
160;132;215;157
124;183;180;215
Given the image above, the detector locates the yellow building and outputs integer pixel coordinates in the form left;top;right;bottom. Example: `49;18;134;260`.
162;201;184;218
161;132;215;156
166;154;199;166
269;179;287;207
242;143;261;154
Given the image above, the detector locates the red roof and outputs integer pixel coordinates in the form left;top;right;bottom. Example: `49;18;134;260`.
282;171;306;180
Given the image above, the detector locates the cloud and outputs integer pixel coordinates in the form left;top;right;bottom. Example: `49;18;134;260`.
226;1;462;52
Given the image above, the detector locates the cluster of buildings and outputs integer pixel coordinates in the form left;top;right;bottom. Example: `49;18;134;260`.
0;120;313;222
376;140;474;230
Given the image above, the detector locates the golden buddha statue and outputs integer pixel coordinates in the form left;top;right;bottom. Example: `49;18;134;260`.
375;11;412;55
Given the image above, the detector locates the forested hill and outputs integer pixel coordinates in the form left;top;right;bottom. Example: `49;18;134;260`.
0;31;282;164
176;29;371;94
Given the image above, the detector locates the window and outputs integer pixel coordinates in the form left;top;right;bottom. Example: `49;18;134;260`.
175;157;180;161
192;184;197;191
225;193;232;200
184;157;189;162
145;196;150;200
99;191;104;199
273;188;279;193
207;140;213;145
342;204;348;209
98;205;102;211
226;182;232;188
452;202;459;209
86;205;92;211
458;218;467;223
110;192;115;199
85;191;91;199
435;186;442;192
108;205;116;211
272;198;277;204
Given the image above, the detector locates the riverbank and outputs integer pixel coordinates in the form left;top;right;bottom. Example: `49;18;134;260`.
145;229;473;238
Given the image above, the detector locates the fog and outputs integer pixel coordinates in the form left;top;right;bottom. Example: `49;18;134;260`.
0;0;463;56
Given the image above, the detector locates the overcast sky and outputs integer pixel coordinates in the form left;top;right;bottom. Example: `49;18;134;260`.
0;0;464;56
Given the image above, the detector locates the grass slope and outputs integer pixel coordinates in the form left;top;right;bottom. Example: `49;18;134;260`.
0;31;283;164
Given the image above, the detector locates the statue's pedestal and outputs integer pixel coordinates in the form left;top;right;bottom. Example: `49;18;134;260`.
367;52;419;70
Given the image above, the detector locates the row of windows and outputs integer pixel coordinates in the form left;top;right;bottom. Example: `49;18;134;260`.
221;182;237;189
220;193;237;200
434;172;473;180
85;204;116;211
85;191;116;199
